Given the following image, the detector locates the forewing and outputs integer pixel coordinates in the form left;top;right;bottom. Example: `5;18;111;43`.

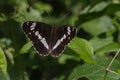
51;25;76;57
22;21;52;56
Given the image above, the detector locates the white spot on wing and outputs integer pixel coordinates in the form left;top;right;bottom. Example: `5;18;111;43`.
35;31;39;35
35;31;42;39
53;34;67;50
34;31;49;50
68;37;70;39
52;44;66;57
53;40;61;50
28;32;31;35
67;26;71;35
63;34;66;39
33;44;49;56
60;34;66;42
41;38;49;50
30;22;36;30
72;27;74;31
26;22;29;25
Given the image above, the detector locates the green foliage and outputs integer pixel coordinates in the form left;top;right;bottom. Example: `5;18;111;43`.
0;0;120;80
19;41;32;54
68;37;95;64
68;57;120;80
0;47;7;75
0;68;8;80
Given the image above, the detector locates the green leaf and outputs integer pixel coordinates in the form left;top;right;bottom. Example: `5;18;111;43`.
0;68;8;80
13;1;43;22
19;41;32;54
0;47;7;75
58;54;80;64
68;57;120;80
82;16;115;36
89;37;113;51
89;37;120;56
33;2;52;12
0;14;7;22
68;37;95;64
96;42;120;55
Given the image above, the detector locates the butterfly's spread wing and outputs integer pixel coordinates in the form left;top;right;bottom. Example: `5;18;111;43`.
51;25;76;57
22;21;52;56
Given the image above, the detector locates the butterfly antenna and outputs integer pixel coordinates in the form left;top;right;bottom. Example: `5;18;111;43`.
55;10;72;25
46;11;53;20
46;11;55;24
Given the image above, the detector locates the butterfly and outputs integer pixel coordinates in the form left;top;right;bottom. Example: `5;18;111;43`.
22;21;76;57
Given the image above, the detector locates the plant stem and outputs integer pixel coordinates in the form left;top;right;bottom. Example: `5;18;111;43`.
103;48;120;80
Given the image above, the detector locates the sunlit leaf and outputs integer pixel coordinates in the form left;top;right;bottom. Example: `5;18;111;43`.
0;47;7;75
68;37;95;64
0;68;8;80
68;57;120;80
19;41;32;54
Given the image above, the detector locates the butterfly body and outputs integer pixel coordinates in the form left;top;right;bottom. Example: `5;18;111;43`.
22;21;76;57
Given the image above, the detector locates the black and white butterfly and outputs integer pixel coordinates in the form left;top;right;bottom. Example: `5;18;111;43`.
22;21;76;57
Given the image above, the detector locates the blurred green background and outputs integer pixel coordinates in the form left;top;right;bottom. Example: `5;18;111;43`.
0;0;120;80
